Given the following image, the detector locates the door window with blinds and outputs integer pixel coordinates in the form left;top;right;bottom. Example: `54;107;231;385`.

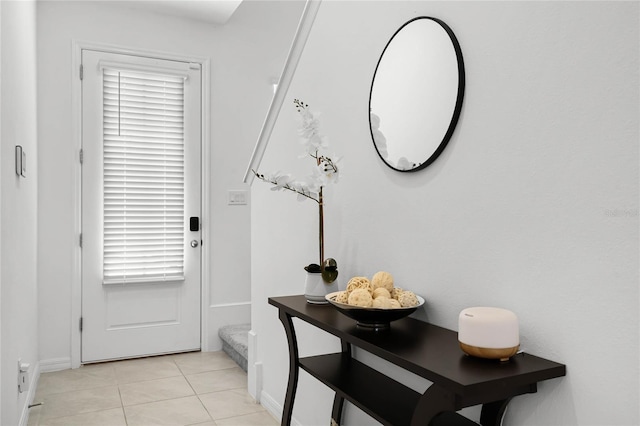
102;67;186;284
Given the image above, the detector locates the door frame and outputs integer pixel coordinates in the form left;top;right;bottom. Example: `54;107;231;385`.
70;40;211;368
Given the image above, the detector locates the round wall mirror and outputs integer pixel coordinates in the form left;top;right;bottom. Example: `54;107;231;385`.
369;17;465;172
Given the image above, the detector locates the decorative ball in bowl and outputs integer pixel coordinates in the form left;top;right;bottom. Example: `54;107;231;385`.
325;291;424;330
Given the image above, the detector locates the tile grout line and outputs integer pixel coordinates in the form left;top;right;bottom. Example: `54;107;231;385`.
176;356;217;425
117;384;129;426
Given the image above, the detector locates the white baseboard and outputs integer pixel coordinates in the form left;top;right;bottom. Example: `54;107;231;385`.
40;357;72;373
260;389;301;426
249;329;300;425
19;361;41;426
248;330;262;402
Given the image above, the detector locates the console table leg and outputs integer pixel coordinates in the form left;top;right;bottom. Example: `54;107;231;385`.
329;340;351;426
411;384;457;426
330;397;344;426
278;311;299;426
479;399;512;426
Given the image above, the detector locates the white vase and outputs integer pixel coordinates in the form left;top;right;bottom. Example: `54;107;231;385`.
304;271;337;304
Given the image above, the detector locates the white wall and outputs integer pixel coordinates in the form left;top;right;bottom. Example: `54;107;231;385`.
36;0;305;366
1;1;40;424
1;2;3;420
251;1;639;425
1;0;3;417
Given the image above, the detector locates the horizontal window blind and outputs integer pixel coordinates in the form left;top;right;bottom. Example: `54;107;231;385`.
102;68;185;284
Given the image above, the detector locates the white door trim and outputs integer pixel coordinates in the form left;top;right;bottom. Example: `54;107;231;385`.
70;40;211;368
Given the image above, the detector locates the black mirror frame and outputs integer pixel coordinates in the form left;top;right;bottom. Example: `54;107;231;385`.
369;16;466;172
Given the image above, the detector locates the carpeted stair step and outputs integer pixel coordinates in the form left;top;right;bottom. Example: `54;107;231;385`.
218;324;250;372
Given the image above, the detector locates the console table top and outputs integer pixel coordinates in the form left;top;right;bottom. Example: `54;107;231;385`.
269;295;566;397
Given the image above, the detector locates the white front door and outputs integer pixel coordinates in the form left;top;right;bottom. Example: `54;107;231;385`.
81;50;202;363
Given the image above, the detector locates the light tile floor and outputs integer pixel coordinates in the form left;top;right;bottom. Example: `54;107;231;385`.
28;351;278;426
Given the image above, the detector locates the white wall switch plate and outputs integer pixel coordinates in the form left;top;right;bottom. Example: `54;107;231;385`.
228;190;248;205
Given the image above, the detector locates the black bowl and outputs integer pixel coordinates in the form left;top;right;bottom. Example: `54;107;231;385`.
325;291;425;330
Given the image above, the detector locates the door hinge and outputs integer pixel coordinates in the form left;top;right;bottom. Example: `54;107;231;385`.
79;149;84;164
79;64;84;80
79;317;83;332
79;233;83;247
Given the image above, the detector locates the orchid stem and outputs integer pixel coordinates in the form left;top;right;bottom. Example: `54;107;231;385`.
316;154;325;268
319;187;324;268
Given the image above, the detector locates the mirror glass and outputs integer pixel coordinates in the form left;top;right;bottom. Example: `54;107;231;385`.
369;17;465;172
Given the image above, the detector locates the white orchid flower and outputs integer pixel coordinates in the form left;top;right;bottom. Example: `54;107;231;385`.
266;172;291;189
253;99;340;205
299;130;328;156
317;156;340;184
298;111;320;139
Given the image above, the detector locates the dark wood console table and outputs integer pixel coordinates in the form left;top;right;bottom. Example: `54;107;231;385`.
269;295;565;426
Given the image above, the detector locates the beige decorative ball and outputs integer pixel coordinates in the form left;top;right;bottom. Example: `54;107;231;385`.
398;291;419;307
346;277;372;295
372;297;392;309
390;287;404;300
348;288;373;307
372;287;391;300
335;291;349;304
371;271;394;292
388;299;401;309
